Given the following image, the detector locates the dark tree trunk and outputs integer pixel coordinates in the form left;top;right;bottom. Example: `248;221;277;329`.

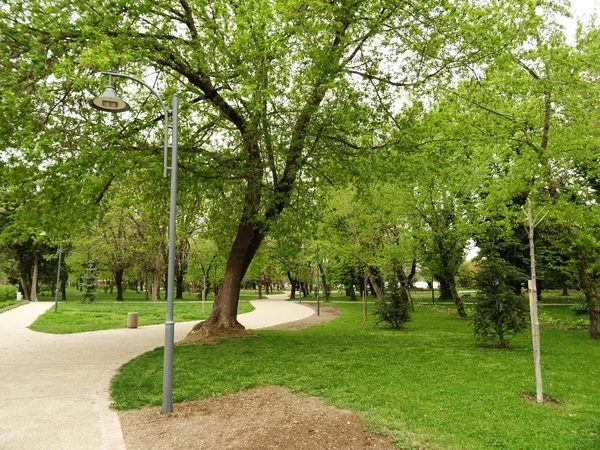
115;268;124;301
188;223;264;337
318;263;330;301
561;284;569;296
30;253;39;301
578;257;600;339
60;279;67;301
287;271;297;299
175;238;190;299
397;260;416;308
367;267;383;301
258;280;263;299
152;251;161;302
447;276;467;317
176;276;184;299
439;278;452;301
20;278;31;301
345;286;357;301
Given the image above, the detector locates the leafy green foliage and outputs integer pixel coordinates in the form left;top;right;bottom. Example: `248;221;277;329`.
373;284;412;330
473;257;529;347
0;285;17;302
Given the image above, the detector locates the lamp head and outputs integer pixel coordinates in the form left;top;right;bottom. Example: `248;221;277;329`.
90;84;130;113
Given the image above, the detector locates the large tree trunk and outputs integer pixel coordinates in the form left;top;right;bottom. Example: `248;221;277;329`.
188;223;264;337
152;251;161;302
439;278;452;301
30;253;39;302
115;268;124;301
561;284;569;296
20;277;31;301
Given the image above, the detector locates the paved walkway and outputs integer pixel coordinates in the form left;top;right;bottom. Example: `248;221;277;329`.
0;294;313;450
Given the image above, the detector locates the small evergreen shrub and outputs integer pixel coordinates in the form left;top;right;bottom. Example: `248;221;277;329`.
374;284;412;330
473;257;529;348
81;260;99;304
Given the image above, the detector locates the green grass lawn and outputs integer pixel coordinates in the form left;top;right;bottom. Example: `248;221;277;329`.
111;303;599;449
29;301;255;334
37;287;260;303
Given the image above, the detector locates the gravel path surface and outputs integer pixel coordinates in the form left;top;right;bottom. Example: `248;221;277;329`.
0;295;313;450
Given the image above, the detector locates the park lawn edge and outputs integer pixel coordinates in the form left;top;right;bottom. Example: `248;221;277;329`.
109;302;600;450
0;300;29;314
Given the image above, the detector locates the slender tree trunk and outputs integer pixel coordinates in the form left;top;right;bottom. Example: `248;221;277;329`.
524;198;544;403
30;253;39;302
561;284;569;296
578;257;600;340
258;280;263;299
115;268;124;301
201;273;209;314
318;263;330;301
152;252;161;302
447;276;467;318
397;263;415;308
288;271;296;299
60;279;67;301
144;272;149;301
367;267;383;301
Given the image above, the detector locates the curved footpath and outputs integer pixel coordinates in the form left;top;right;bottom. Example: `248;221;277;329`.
0;294;313;450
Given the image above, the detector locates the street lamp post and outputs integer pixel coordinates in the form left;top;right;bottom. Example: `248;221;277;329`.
91;72;179;414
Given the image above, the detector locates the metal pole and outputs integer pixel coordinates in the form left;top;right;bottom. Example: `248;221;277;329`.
163;94;178;414
54;244;62;313
315;245;320;316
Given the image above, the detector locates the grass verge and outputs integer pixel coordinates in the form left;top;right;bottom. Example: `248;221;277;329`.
110;303;599;449
0;300;28;313
29;301;254;334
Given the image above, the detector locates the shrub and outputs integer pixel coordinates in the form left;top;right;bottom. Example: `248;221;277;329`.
81;260;98;304
570;298;589;316
473;257;529;348
373;284;412;330
0;285;17;302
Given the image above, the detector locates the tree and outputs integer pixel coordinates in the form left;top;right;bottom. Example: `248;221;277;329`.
473;254;529;348
2;0;561;338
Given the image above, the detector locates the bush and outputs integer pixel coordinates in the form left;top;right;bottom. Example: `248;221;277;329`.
473;257;529;348
0;285;17;302
373;284;412;329
570;298;589;316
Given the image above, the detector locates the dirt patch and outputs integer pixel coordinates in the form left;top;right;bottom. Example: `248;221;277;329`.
119;385;396;450
260;304;340;331
179;327;255;345
519;392;562;406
